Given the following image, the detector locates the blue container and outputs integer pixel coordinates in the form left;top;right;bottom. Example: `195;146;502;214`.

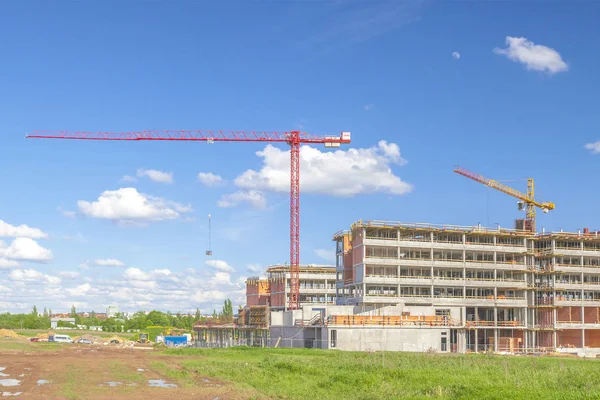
164;336;187;347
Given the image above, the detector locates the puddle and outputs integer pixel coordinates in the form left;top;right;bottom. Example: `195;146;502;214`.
202;379;222;388
0;381;20;388
0;369;7;378
98;382;122;387
148;379;177;388
127;383;137;387
137;368;145;372
2;393;22;397
37;380;50;386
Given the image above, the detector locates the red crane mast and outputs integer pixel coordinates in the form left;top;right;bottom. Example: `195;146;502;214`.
27;129;351;310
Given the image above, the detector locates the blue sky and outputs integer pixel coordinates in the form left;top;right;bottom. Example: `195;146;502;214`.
0;1;599;314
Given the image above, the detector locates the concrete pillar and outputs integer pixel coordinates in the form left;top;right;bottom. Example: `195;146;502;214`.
463;267;466;299
494;328;498;352
475;329;479;353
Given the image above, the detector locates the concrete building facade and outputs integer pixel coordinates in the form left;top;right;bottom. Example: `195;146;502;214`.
331;220;600;354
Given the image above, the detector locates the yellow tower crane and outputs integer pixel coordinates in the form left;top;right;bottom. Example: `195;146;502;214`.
453;166;555;232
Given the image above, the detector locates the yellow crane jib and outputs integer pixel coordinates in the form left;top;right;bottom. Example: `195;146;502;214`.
453;166;555;232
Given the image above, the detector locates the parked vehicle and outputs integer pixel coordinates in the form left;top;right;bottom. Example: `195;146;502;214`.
137;332;149;344
48;334;74;343
29;337;41;342
77;338;92;344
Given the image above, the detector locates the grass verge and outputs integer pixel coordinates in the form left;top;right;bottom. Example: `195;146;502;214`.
162;347;600;400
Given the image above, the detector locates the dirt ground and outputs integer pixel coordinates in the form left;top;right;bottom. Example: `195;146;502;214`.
0;342;256;399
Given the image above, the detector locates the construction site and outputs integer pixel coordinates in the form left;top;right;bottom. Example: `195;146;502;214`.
194;167;600;357
24;133;600;356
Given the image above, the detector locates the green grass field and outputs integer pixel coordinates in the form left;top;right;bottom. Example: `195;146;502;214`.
13;329;127;338
163;347;600;400
0;338;62;352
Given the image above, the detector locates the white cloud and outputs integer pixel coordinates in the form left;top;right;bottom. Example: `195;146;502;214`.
197;172;224;186
0;238;53;262
452;51;460;59
493;36;568;74
59;271;80;279
62;233;86;243
120;175;137;183
233;141;412;197
137;168;174;184
9;269;60;285
210;271;233;286
206;259;236;273
217;190;267;209
364;104;375;111
60;209;77;219
315;249;335;263
0;260;247;314
66;283;91;297
94;259;125;267
0;259;19;269
124;267;152;281
10;269;43;280
247;264;262;274
0;220;47;239
77;188;192;223
584;141;600;154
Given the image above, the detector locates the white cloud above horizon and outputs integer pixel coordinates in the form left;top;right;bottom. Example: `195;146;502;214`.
94;259;125;267
364;104;375;111
77;188;192;224
217;190;267;209
493;36;568;74
197;172;224;186
0;259;247;314
137;168;174;184
120;175;137;183
452;51;460;59
585;141;600;154
0;220;47;239
0;238;53;263
229;141;412;200
206;259;236;273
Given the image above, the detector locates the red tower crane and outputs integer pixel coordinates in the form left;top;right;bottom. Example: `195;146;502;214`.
27;129;351;310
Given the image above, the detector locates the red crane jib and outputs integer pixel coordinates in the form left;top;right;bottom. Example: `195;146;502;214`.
27;129;351;311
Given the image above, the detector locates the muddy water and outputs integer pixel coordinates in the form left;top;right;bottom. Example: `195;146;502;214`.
148;380;177;388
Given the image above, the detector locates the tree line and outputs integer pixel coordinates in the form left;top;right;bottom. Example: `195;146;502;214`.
0;300;237;331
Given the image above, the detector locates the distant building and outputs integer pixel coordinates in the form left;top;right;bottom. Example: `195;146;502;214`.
106;305;119;318
50;317;76;329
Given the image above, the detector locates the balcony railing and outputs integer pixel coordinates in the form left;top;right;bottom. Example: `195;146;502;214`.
465;320;523;327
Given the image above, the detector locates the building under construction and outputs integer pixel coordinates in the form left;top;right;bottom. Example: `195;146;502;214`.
197;218;600;355
329;219;600;354
246;264;336;310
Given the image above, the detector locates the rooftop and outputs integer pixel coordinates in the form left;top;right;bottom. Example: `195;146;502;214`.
333;220;600;241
